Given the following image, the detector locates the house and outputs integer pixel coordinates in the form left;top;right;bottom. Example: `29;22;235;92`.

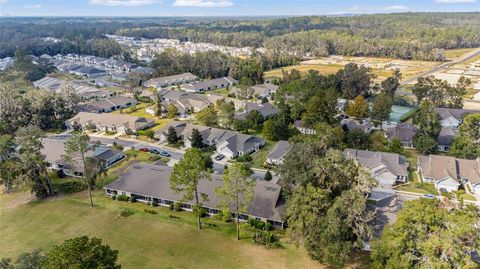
81;96;137;113
266;141;291;165
158;89;223;116
437;127;456;152
104;162;285;228
155;121;265;158
69;66;107;78
69;82;112;100
67;112;155;135
145;73;198;89
341;118;374;133
367;190;403;239
251;83;278;99
386;122;416;148
343;149;409;188
418;155;480;195
0;57;14;70
294;120;316;135
181;77;238;93
41;137;125;177
434;108;478;129
234;102;279;120
33;76;65;92
337;98;348;112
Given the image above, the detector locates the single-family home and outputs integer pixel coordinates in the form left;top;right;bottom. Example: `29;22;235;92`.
33;76;65;92
69;66;107;78
250;83;278;99
386;122;416;148
181;77;238;93
67;112;155;135
41;137;125;177
294;120;316;135
104;162;285;228
437;127;456;152
145;73;198;89
417;155;476;193
341;118;374;134
155;121;265;158
234;102;279;120
0;57;14;70
81;96;137;113
434;108;478;129
266;140;291;165
343;149;409;188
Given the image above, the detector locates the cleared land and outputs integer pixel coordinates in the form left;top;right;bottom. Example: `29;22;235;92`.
443;48;476;59
264;56;439;83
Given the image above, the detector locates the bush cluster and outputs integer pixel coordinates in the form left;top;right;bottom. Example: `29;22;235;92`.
235;154;252;162
120;209;133;217
55;181;86;194
116;194;129;202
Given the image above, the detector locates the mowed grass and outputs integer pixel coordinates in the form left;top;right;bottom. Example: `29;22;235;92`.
264;64;343;79
0;191;336;269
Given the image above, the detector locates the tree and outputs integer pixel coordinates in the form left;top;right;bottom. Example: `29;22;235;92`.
232;119;248;132
190;128;204;149
446;76;470;109
215;163;255;240
15;126;54;198
13;249;44;269
64;132;95;207
346;129;371;150
389;138;404;155
449;113;480;159
195;107;218;127
264;170;273;181
167;103;178;119
170;148;212;229
337;63;374;99
346;95;369;119
412;76;468;108
413;100;441;154
43;236;120;269
0;159;22;194
246;110;263;132
262;119;289;141
216;100;235;128
155;94;164;117
371;199;480;269
166;126;179;145
302;89;337;126
381;69;401;98
370;93;393;127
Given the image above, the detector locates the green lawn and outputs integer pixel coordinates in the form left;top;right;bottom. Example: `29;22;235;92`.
209;87;230;97
443;48;475;59
249;140;275;169
0;190;352;269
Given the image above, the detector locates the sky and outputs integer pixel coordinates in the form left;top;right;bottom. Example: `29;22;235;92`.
0;0;479;17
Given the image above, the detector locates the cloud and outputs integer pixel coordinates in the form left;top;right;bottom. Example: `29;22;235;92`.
88;0;158;6
434;0;477;3
173;0;233;7
25;4;42;9
385;5;409;12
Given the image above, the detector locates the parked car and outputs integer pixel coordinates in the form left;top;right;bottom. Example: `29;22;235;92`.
149;149;160;154
215;154;225;161
421;194;436;199
139;148;150;152
159;151;171;157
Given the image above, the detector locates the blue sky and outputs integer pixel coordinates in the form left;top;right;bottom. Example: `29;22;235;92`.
0;0;479;16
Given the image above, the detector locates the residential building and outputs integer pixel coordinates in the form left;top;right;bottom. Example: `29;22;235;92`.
437;127;456;152
0;57;14;70
386;122;416;148
69;66;107;78
104;162;285;228
294;120;316;135
417;155;480;195
181;77;238;93
266;140;291;165
434;108;478;129
155;121;265;158
144;73;198;89
81;96;137;113
33;76;65;92
341;118;374;133
41;136;124;177
234;102;279;120
343;149;409;188
67;112;155;135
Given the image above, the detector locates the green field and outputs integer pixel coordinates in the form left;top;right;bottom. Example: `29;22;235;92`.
0;189;371;269
443;48;475;59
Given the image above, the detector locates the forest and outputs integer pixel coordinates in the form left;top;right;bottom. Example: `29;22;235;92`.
1;13;479;60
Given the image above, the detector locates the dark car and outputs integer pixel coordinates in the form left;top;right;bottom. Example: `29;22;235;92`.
214;154;225;161
149;148;160;154
159;151;171;157
139;147;150;152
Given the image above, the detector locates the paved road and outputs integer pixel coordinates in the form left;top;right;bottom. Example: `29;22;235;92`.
401;47;480;86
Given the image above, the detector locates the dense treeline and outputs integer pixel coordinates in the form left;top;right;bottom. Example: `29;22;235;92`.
1;13;479;60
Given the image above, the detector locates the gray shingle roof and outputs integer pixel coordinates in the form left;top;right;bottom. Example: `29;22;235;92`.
438;127;455;146
268;141;291;160
434;108;478;121
105;162;284;222
343;149;409;177
419;155;480;184
181;77;238;92
386;122;416;143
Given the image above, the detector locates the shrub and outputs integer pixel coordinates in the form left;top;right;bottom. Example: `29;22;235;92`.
264;222;273;231
129;196;137;203
253;231;280;248
55;180;86;194
215;208;232;223
151;200;158;207
248;218;266;230
172;202;181;212
169;214;180;219
236;154;252;162
120;209;133;217
144;209;158;215
116;194;129;202
111;195;116;200
193;205;207;218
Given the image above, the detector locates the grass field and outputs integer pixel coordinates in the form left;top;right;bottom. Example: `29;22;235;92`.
443;48;475;59
264;64;343;79
0;189;369;269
